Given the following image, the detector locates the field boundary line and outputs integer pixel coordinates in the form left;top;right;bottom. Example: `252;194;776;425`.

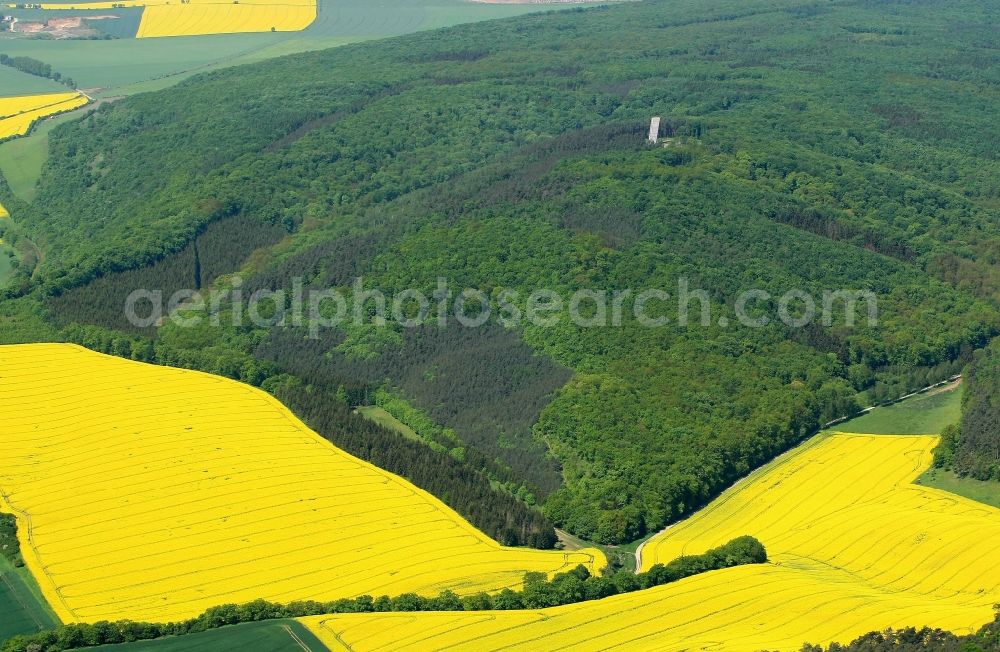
0;342;607;623
50;344;603;568
0;485;74;622
283;624;313;652
634;374;964;571
1;568;44;631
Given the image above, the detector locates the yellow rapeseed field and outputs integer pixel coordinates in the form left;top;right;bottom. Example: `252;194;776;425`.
0;202;8;218
0;92;88;140
301;433;1000;651
10;0;316;37
136;2;315;38
0;343;604;623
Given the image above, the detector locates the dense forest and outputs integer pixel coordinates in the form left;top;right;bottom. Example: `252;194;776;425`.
256;323;572;498
1;0;998;546
49;214;288;336
45;324;560;549
935;341;1000;480
267;375;560;548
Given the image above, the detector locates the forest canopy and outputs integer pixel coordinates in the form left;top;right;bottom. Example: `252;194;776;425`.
935;341;1000;481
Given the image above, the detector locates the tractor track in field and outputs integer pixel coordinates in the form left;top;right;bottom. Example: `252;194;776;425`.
282;624;314;652
1;568;45;631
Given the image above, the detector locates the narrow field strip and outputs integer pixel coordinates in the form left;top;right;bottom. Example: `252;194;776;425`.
0;93;88;140
0;343;605;623
1;0;316;37
135;3;318;38
0;92;84;120
301;433;1000;651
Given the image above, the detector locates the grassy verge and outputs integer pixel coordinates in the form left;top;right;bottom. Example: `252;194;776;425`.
836;382;962;435
556;528;643;573
916;468;1000;510
836;382;1000;511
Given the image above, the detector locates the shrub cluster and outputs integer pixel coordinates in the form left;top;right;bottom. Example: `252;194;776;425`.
0;513;24;567
0;54;75;88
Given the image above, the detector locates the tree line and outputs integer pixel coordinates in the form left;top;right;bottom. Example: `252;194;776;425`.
0;54;75;89
799;612;1000;651
267;375;560;549
256;322;571;500
0;537;767;652
934;341;1000;481
57;321;560;549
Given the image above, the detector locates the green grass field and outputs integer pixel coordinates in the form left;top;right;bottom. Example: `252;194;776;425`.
83;620;329;651
836;383;963;435
107;36;365;97
835;383;1000;511
916;468;1000;510
0;0;605;201
0;555;60;641
0;34;287;92
0;108;86;202
303;0;588;38
0;0;602;95
0;66;67;98
356;406;421;441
